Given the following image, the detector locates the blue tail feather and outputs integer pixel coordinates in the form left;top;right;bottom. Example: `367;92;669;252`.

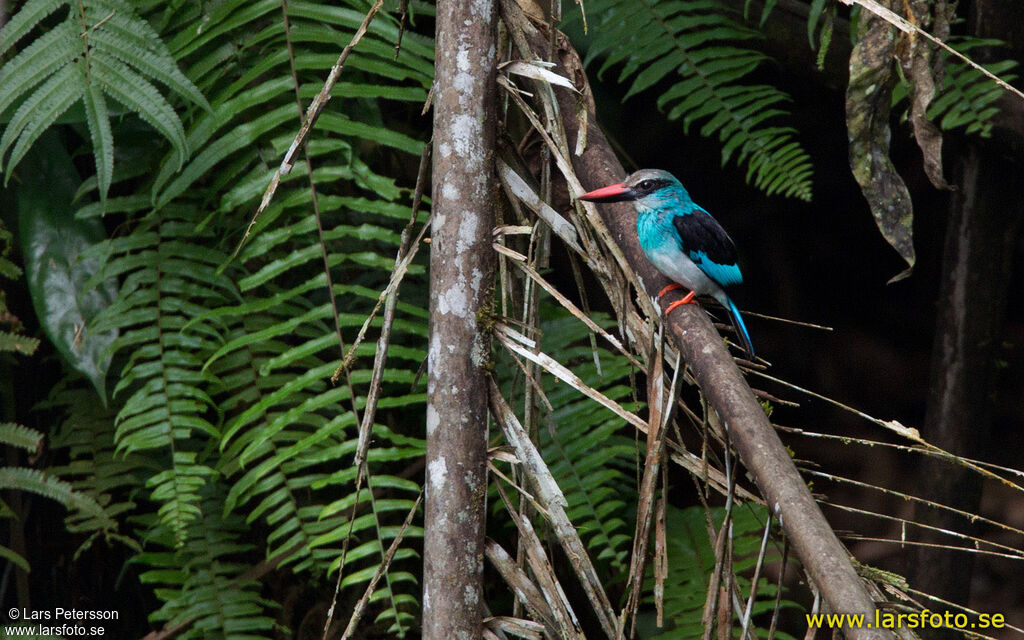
725;297;755;359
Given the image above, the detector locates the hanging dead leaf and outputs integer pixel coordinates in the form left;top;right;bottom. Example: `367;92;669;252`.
846;3;916;282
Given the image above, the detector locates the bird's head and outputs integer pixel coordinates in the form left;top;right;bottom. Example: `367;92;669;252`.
577;169;689;209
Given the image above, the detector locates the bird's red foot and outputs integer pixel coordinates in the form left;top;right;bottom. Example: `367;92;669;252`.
658;283;684;299
665;290;696;315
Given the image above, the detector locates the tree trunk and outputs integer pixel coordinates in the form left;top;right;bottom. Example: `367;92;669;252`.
423;0;498;637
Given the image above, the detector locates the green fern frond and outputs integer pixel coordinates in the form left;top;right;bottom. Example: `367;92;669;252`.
0;467;113;528
648;505;798;639
892;37;1020;138
135;494;278;640
33;0;441;629
0;63;85;179
0;422;43;453
570;0;814;200
46;385;140;551
203;174;428;623
0;0;208;199
149;0;430;210
208;271;427;582
176;8;432;609
0;332;40;355
87;210;236;544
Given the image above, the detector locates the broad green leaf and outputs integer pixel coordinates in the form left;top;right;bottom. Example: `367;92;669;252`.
16;131;119;400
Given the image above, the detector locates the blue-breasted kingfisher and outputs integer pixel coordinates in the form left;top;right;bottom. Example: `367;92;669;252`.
578;169;755;359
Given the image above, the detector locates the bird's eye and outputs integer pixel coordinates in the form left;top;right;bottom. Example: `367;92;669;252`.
638;180;654;191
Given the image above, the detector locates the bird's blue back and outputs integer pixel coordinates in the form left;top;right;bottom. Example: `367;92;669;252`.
633;183;743;289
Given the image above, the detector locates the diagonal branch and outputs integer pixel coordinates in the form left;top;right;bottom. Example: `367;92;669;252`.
516;15;894;639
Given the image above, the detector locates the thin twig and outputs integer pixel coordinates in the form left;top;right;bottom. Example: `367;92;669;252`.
840;535;1024;559
393;0;409;59
333;144;432;382
803;469;1024;539
493;242;644;369
338;490;423;640
277;0;364;437
321;483;366;640
485;538;560;636
901;586;1024;636
741;310;833;331
495;322;648;431
751;369;1024;494
739;513;774;640
238;0;386;255
820;500;1024;557
351;144;431;465
702;445;739;640
776;423;1024;482
623;335;669;636
766;537;789;640
492;474;583;639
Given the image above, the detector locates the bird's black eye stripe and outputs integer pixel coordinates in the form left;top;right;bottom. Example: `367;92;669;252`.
634;178;670;194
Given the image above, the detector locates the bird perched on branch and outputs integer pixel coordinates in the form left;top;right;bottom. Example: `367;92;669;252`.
578;169;755;359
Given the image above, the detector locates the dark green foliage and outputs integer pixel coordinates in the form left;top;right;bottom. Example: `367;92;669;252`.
46;385;142;553
0;211;119;571
16;132;118;398
0;464;117;570
134;494;278;640
2;0;433;634
568;0;814;200
535;310;638;574
892;37;1020;138
85;208;231;543
0;0;209;200
646;504;798;640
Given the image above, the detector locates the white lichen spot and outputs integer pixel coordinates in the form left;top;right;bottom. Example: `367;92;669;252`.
464;584;479;605
442;183;460;201
451;114;482;159
470;267;483;294
456;216;479;255
470;0;492;17
428;456;449;491
453;50;476;98
439;142;452;158
457;48;472;73
454;71;474;98
438;283;469;318
426;405;440;436
429;332;441;368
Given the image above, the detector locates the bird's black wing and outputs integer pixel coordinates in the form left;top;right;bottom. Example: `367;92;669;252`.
672;209;742;287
